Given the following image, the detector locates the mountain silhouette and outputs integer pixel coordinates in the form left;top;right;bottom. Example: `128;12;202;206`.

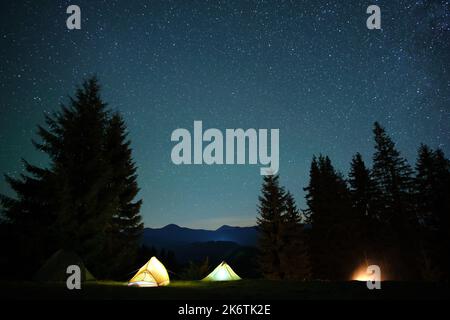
141;225;258;273
142;224;258;249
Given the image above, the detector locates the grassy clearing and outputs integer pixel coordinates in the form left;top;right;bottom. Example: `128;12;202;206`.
0;280;447;300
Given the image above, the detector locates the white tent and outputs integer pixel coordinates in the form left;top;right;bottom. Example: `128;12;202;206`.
128;257;170;287
202;261;241;281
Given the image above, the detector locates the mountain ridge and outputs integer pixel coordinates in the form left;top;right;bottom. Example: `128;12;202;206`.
142;224;258;248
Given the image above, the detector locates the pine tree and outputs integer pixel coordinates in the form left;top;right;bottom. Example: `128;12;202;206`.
372;122;414;226
284;191;301;224
415;146;450;280
44;78;117;273
349;153;376;220
100;113;143;278
371;122;418;279
1;77;143;278
432;149;450;280
256;174;286;279
304;155;355;280
1;79;113;273
415;145;436;226
430;149;450;231
279;191;311;280
348;153;384;272
0;162;59;275
182;257;210;280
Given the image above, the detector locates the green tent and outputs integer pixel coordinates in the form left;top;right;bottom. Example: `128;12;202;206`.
202;261;241;281
34;249;95;283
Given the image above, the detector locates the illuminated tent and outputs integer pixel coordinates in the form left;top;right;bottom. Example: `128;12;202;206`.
202;261;241;281
128;257;170;287
34;249;95;283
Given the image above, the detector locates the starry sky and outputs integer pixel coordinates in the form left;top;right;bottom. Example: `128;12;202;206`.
0;0;449;229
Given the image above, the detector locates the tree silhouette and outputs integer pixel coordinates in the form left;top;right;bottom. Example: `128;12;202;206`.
415;145;450;280
371;122;418;279
305;155;355;280
279;191;311;280
372;122;414;226
256;174;286;279
0;77;143;278
348;153;383;269
99;113;143;278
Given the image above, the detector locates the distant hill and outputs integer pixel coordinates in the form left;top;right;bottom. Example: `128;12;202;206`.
173;241;255;264
141;224;259;276
142;224;258;249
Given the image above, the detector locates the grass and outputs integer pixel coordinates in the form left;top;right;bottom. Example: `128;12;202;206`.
0;280;448;300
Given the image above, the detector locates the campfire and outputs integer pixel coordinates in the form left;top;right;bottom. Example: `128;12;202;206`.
352;264;384;282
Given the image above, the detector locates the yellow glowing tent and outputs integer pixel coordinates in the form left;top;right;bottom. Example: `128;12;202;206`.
202;261;241;281
128;257;170;287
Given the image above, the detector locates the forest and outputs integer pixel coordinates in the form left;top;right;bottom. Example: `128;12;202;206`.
0;77;449;286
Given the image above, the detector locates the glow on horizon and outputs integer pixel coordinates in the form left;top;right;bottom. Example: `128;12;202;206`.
147;217;257;230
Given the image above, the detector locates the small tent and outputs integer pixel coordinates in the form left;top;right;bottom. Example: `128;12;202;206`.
34;249;95;283
128;256;170;287
202;261;241;281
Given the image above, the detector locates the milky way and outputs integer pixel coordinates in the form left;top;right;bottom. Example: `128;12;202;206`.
0;0;449;228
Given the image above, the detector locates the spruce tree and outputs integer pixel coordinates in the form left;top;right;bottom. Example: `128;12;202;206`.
0;162;59;275
349;153;376;220
256;174;286;279
371;122;414;226
432;149;450;280
279;191;311;280
371;122;418;279
415;145;436;226
100;113;143;278
1;79;114;273
304;155;355;280
415;146;450;279
348;153;384;271
45;78;116;273
1;77;143;278
430;149;450;232
284;191;301;224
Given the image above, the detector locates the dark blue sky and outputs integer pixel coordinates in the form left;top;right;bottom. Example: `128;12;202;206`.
1;0;449;229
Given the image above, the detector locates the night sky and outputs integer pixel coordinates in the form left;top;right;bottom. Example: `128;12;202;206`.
1;1;449;229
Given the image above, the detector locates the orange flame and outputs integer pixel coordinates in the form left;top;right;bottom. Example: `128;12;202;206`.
352;265;383;281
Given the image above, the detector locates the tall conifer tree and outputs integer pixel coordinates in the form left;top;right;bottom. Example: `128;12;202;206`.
1;78;143;278
256;174;286;279
348;153;382;266
279;191;311;280
101;113;143;277
305;155;355;280
371;122;418;279
415;145;450;279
